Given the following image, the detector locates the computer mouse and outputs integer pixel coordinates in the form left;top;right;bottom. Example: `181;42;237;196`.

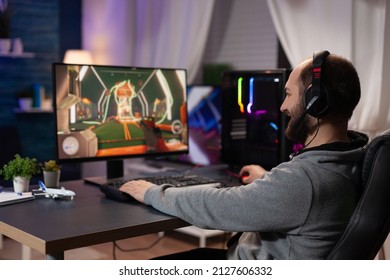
239;172;250;184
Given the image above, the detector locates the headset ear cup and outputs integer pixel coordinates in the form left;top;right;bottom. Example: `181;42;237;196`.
304;86;318;117
304;86;313;109
305;86;329;118
317;87;330;116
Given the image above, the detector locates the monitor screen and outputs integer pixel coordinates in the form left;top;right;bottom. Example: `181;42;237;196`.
177;85;222;165
221;70;293;171
53;63;188;180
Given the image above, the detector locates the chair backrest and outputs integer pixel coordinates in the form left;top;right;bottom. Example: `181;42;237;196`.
327;134;390;259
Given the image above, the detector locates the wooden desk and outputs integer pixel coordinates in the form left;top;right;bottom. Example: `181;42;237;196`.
0;180;189;259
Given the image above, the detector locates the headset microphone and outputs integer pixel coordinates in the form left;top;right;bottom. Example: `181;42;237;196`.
292;110;307;130
289;96;319;159
292;95;318;130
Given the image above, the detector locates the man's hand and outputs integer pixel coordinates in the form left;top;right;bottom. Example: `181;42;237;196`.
239;164;267;184
119;180;155;203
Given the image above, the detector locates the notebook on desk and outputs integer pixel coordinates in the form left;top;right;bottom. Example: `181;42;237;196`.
0;192;35;206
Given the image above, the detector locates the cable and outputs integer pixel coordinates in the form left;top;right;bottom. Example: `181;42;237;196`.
304;118;320;149
112;234;165;260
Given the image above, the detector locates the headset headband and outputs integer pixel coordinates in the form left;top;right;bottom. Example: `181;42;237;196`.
311;50;330;99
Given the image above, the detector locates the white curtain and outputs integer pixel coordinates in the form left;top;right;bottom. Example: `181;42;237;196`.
266;0;390;137
82;0;215;83
267;0;390;260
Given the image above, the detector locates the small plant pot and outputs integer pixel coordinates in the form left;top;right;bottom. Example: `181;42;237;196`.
43;170;61;188
13;176;30;193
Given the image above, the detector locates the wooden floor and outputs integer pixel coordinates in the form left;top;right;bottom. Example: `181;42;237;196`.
0;230;230;260
3;232;389;260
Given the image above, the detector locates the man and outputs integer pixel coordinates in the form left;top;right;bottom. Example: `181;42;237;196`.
120;51;368;259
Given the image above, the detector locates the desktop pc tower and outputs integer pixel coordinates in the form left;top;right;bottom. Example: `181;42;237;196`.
221;69;295;171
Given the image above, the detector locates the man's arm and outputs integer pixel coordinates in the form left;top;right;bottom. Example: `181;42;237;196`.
239;164;267;184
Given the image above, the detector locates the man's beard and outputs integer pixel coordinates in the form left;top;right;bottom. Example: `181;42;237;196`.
285;106;312;144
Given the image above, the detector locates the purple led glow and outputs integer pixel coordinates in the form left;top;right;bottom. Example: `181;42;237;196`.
255;110;267;115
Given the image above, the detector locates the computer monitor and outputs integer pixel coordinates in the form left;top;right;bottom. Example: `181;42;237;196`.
221;69;295;171
53;63;188;184
177;85;222;165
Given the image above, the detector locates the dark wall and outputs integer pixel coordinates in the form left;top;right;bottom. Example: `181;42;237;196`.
59;0;82;59
0;0;81;181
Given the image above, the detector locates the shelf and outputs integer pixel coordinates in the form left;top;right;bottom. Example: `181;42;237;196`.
0;52;35;58
14;108;53;113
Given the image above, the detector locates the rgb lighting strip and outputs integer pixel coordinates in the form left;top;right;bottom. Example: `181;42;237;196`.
237;76;255;114
237;77;245;113
247;77;254;114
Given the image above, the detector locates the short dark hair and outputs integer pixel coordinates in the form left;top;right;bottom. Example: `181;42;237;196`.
299;54;361;120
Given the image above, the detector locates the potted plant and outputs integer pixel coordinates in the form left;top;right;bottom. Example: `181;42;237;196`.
0;0;12;53
42;160;61;188
0;154;40;193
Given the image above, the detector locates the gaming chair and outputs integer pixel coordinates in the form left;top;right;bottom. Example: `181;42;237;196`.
327;133;390;259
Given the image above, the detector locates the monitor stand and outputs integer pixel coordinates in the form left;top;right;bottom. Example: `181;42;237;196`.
83;160;124;186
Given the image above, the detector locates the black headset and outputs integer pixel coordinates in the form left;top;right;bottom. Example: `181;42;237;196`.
304;50;330;118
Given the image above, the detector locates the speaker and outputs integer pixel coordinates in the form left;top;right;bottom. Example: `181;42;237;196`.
304;50;330;118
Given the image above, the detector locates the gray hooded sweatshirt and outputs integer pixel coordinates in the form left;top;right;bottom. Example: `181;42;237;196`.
144;131;368;259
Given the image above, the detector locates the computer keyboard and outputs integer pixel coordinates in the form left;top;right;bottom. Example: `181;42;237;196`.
100;174;222;202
